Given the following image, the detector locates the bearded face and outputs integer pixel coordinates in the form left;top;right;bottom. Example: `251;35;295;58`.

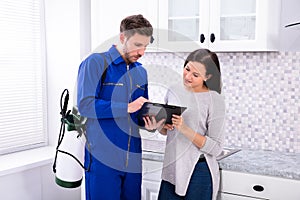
120;32;151;63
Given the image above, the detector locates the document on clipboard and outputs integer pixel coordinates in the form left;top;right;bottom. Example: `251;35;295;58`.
137;102;187;127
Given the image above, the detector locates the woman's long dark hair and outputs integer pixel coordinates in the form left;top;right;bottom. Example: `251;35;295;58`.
184;49;222;94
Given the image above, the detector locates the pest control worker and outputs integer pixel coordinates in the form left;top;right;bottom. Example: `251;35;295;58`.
77;14;163;200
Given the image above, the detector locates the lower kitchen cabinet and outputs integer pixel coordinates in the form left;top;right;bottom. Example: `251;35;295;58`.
218;192;262;200
142;158;300;200
142;180;160;200
218;170;300;200
142;159;163;200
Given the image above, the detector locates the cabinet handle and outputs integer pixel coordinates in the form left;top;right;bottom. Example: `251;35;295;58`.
253;185;264;192
210;33;215;43
200;34;205;43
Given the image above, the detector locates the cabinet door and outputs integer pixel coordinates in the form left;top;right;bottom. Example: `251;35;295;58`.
220;170;300;200
142;159;163;200
210;0;257;50
158;0;208;52
210;0;280;51
217;192;262;200
91;0;158;52
142;180;160;200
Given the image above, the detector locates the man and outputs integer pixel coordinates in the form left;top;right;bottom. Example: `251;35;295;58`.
77;14;163;200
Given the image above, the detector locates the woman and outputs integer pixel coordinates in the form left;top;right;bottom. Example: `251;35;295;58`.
157;49;225;200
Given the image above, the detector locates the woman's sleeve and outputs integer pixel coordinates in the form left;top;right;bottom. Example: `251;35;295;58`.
200;94;226;157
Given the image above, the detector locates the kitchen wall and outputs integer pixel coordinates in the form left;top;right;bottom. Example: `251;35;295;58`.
140;51;300;153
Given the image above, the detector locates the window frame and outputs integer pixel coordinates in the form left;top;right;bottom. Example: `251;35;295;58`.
0;0;48;155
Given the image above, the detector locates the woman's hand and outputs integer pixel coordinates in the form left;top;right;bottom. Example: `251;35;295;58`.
158;115;186;135
172;114;206;148
171;114;187;132
157;123;173;135
163;124;174;131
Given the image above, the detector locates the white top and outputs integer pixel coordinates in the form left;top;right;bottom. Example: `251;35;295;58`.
161;85;226;200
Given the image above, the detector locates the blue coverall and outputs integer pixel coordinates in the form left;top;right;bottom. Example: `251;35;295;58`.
77;45;149;200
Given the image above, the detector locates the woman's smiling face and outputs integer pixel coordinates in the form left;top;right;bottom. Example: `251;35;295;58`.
183;61;208;92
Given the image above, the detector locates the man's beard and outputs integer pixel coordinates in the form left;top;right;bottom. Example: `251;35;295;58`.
123;51;131;63
123;49;141;64
122;45;131;63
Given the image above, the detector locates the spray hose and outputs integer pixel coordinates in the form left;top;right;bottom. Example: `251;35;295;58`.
52;89;92;173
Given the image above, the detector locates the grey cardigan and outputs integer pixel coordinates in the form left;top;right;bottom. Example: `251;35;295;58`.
161;85;226;200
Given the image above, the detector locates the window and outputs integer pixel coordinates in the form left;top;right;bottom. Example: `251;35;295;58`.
0;0;47;155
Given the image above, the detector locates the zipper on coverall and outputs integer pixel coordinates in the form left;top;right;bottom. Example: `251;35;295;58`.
126;64;132;167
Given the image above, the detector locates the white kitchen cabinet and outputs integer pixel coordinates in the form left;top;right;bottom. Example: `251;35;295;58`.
142;180;160;200
279;0;300;51
142;159;163;200
158;0;281;52
217;193;262;200
90;0;158;52
142;159;300;200
218;192;261;200
218;170;300;200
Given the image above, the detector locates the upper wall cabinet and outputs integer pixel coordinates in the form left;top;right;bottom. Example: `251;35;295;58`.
91;0;158;53
279;0;300;51
158;0;281;52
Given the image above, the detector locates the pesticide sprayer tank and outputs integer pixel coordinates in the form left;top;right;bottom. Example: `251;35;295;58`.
55;131;85;188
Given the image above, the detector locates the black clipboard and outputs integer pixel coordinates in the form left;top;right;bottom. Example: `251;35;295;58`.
137;102;187;127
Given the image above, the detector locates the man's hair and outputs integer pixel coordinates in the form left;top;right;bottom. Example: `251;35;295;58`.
120;14;153;39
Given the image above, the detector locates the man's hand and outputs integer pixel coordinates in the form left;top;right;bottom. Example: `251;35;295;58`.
128;97;149;113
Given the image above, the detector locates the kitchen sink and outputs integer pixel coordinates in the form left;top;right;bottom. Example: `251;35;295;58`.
217;148;241;161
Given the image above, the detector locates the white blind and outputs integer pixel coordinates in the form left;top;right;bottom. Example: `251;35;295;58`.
0;0;47;155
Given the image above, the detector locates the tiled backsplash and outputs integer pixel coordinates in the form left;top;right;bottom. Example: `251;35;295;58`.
140;51;300;153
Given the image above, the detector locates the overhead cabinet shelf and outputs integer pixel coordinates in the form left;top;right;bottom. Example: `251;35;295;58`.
220;13;256;18
168;16;200;20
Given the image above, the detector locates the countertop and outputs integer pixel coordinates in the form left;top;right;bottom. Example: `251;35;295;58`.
142;149;300;181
